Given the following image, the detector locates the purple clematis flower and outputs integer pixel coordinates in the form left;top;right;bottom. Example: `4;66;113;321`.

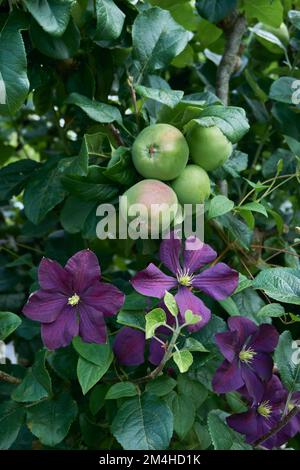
131;232;238;332
227;375;286;449
22;249;124;350
212;316;279;400
273;392;300;447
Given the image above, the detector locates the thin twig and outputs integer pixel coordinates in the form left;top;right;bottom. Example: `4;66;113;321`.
107;123;124;147
254;406;300;448
216;13;247;105
0;370;21;385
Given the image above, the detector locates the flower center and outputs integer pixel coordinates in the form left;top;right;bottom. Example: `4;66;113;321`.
177;269;194;287
257;401;272;419
68;293;80;307
239;347;256;364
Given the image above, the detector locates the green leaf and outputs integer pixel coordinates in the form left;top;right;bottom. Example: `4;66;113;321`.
185;106;250;144
196;0;237;23
103;147;138;186
223;150;248;178
60;196;96;234
257;303;285;319
169;391;195;440
0;401;25;450
173;350;193;373
105;382;138;400
89;384;108;415
177;374;208;409
269;77;297;105
183;337;209;353
117;309;146;331
77;357;109;395
244;0;283;27
184;309;201;325
95;0;125;41
252;26;286;52
145;308;166;339
207;410;252;450
24;0;73;36
164;291;178;317
253;268;300;304
238;201;268;218
132;7;190;80
0;12;29;114
135;85;184;108
66;92;122;124
23;157;67;225
275;331;300;392
0;311;21;340
219;213;253;250
208;195;234;219
0;160;40;201
72;336;113;367
145;376;177;397
12;350;52;403
30;17;80;59
111;394;173;450
26;392;78;446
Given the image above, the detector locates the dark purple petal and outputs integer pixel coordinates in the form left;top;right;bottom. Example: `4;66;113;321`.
212;358;244;393
252;352;273;382
22;290;66;323
131;263;177;298
227;409;258;439
192;263;239;300
82;282;124;317
113;327;145;366
78;304;107;344
249;324;279;353
275;413;300;447
263;375;286;407
183;237;216;273
149;336;166;365
38;258;70;293
41;305;79;349
241;365;264;403
175;286;211;332
65;249;101;293
227;316;258;344
215;330;239;362
159;231;181;275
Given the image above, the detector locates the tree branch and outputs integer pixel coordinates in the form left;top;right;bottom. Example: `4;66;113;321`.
254;405;300;448
216;13;247;105
0;370;21;385
107;123;125;147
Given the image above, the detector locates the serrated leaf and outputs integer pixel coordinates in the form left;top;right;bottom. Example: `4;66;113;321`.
275;331;300;392
253;268;300;304
24;0;73;36
66;92;122;124
95;0;125;41
135;85;184;108
207;409;252;450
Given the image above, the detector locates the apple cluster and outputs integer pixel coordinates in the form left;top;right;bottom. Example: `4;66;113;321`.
120;122;232;230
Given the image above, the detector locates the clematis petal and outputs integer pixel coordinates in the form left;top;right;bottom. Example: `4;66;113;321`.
175;287;211;332
78;303;107;344
82;282;125;317
227;316;258;345
183;237;217;273
41;305;79;350
159;231;182;275
38;258;70;293
241;365;264;403
22;289;66;323
131;263;177;298
215;330;239;362
227;409;258;439
249;324;279;353
251;352;273;382
192;263;239;300
113;327;145;366
212;358;244;393
149;336;166;365
65;249;101;293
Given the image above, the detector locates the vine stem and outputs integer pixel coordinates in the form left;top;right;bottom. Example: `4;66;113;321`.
254;405;300;448
216;13;247;105
0;370;21;384
107;123;125;147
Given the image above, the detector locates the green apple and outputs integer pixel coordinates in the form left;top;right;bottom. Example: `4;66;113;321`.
120;179;178;233
254;22;289;55
132;124;189;181
186;125;232;171
171;164;211;206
